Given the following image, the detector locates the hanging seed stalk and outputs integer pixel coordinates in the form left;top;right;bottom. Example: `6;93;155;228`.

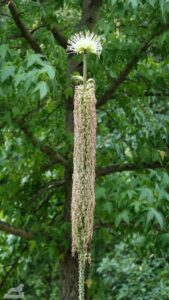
67;31;102;300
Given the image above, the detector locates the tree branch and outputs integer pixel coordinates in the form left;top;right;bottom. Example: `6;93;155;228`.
97;42;150;107
94;222;114;231
8;1;42;53
34;179;65;202
33;0;67;49
0;103;68;167
94;221;164;232
0;220;34;239
79;0;102;30
96;161;169;177
18;123;68;167
97;22;169;107
0;245;28;288
51;27;67;49
120;91;169;98
145;91;169;97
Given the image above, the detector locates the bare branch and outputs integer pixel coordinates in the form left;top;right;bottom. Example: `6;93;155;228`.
51;27;67;49
94;222;114;230
119;91;169;98
145;91;169;97
96;162;169;177
97;22;169;107
18;123;68;167
79;0;102;30
34;179;65;201
94;221;163;232
32;0;67;49
0;220;34;239
8;1;42;53
97;42;150;107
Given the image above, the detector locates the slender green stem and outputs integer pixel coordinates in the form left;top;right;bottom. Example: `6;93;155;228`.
83;52;87;85
79;251;85;300
78;51;87;300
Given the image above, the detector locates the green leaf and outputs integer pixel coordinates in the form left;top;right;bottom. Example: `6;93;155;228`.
27;54;44;68
159;0;169;16
12;106;20;117
127;190;136;199
40;64;56;80
138;188;154;203
25;69;38;91
131;200;141;213
29;240;37;252
162;172;169;187
147;208;164;228
111;0;117;5
34;81;49;99
149;0;156;6
15;67;25;86
129;0;139;9
160;233;169;245
124;147;133;159
158;189;169;201
160;0;165;15
0;45;9;60
115;210;130;227
103;201;113;214
1;65;15;83
96;187;106;200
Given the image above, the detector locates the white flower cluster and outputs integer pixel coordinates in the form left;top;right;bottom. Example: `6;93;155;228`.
67;31;102;56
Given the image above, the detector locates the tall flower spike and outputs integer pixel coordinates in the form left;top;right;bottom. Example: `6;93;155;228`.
68;30;101;300
72;81;96;300
67;31;102;56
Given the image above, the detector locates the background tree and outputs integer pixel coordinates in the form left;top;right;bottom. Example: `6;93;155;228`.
0;0;169;299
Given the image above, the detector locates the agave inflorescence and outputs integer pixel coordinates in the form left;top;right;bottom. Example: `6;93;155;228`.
67;31;102;300
72;81;96;256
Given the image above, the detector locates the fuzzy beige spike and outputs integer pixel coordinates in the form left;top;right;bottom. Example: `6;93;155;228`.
72;81;96;257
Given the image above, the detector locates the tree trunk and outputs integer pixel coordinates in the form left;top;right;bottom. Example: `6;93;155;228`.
60;252;78;300
59;88;79;299
59;166;79;299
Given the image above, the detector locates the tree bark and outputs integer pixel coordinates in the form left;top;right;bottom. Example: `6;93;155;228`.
59;74;79;299
59;167;79;299
60;252;78;300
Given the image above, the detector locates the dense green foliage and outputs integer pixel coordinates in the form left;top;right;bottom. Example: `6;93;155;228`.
0;0;169;299
97;240;169;299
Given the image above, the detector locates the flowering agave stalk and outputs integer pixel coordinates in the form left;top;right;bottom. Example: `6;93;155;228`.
67;31;102;300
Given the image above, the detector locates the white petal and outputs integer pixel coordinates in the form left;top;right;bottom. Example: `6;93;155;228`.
67;31;102;56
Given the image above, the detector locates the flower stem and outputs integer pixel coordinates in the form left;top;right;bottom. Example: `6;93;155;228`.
83;52;87;85
79;251;85;300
